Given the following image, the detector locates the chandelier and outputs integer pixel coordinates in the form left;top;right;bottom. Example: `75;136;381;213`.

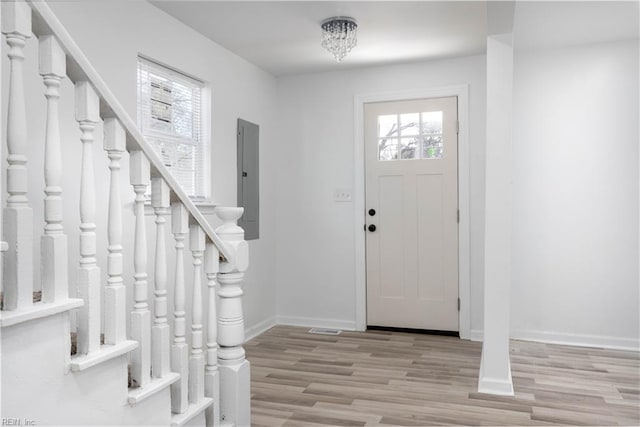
321;17;358;63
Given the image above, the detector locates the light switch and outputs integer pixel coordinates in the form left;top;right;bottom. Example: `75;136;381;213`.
334;189;352;202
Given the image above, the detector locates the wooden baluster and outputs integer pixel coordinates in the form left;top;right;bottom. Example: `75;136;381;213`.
189;225;206;405
2;1;33;310
103;119;126;344
171;202;189;413
205;243;220;427
215;207;250;426
39;35;68;303
75;81;101;355
129;150;150;387
151;178;170;378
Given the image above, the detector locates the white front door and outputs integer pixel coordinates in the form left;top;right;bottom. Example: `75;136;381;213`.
365;97;459;331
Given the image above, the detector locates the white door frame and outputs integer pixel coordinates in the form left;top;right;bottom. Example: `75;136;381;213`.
353;84;471;339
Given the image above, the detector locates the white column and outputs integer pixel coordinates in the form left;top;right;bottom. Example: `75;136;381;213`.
151;177;171;378
478;9;515;395
75;81;101;355
103;119;126;344
204;243;220;427
171;202;189;413
39;35;68;303
2;1;33;310
215;207;250;426
189;225;206;405
0;1;4;273
129;150;151;387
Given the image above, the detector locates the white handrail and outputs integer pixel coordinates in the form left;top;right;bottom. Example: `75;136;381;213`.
27;0;232;262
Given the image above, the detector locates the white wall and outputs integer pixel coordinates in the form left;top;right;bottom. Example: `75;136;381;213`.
511;39;639;349
275;56;487;331
274;39;639;350
1;1;278;334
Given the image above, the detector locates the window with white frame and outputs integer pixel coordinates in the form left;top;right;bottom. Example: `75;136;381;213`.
137;56;209;201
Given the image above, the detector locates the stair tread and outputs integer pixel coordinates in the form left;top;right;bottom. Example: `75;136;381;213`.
70;340;138;372
128;372;180;406
0;298;83;328
171;398;213;427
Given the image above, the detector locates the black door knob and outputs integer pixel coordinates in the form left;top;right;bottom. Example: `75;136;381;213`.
368;224;376;232
368;209;376;216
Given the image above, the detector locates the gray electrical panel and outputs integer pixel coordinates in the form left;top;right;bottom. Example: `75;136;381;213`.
237;119;259;240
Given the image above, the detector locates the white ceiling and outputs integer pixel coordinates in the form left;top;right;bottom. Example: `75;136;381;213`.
150;1;639;77
150;1;488;76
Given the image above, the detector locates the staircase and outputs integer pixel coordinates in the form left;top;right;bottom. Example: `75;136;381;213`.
0;1;250;425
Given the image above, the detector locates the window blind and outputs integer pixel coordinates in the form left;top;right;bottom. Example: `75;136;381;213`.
137;56;207;200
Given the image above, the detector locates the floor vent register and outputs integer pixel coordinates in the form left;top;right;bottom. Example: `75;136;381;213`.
308;328;342;336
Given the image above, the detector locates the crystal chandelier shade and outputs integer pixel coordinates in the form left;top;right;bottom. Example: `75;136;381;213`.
321;17;358;63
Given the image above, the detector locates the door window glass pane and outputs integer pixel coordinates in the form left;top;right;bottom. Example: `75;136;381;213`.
376;110;445;161
400;113;419;136
378;115;397;138
422;111;442;134
379;138;398;160
400;137;419;159
422;135;443;159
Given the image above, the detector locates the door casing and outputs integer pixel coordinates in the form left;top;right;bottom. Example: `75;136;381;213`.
353;85;471;339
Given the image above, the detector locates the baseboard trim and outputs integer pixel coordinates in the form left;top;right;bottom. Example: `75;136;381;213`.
466;328;638;351
477;353;514;396
246;319;639;352
469;329;484;342
477;375;515;396
276;316;357;331
510;329;640;352
245;317;277;342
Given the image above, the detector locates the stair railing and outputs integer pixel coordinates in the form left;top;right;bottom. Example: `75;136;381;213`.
0;1;251;425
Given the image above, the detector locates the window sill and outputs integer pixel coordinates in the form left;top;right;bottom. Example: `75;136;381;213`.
144;201;217;216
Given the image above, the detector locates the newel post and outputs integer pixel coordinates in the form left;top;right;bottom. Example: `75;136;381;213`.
215;207;250;426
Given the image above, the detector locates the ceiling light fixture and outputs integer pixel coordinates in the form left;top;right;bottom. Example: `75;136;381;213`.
321;16;358;63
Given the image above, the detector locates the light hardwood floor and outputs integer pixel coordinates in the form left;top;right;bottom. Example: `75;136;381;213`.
246;325;640;426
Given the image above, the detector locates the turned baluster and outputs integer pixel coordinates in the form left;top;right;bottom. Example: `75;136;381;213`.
171;202;189;413
103;119;126;344
75;81;101;355
204;243;221;427
2;1;33;310
129;150;150;387
151;178;171;378
39;35;68;303
216;207;250;426
189;225;206;404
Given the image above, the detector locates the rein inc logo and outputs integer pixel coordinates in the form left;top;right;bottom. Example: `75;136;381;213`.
2;419;35;426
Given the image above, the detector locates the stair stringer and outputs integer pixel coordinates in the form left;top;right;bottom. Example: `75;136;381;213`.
1;312;172;426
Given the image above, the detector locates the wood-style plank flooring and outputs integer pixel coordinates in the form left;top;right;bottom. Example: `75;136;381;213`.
246;325;640;426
